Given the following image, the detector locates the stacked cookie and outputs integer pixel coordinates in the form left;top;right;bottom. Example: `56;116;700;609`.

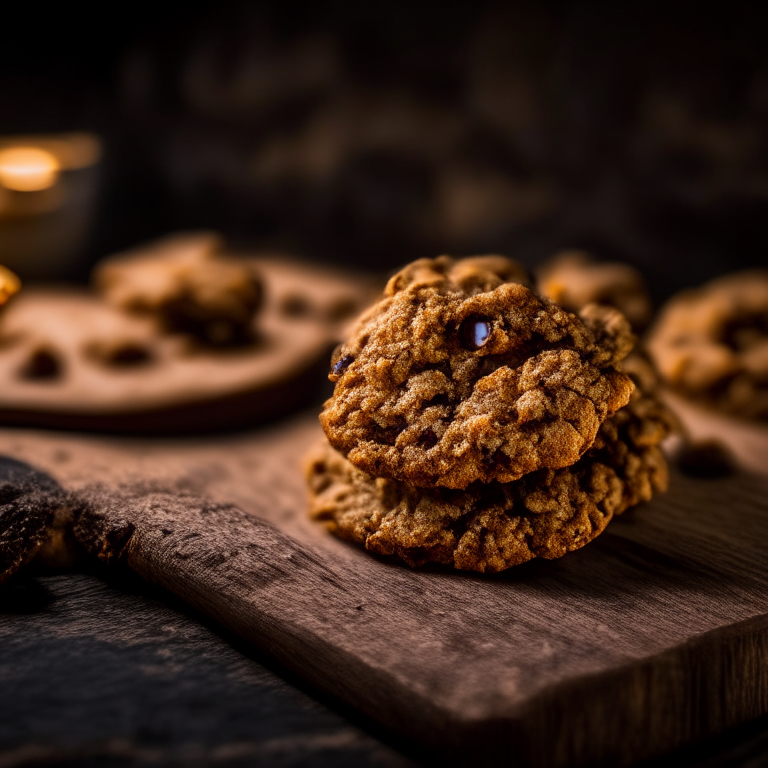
307;256;674;573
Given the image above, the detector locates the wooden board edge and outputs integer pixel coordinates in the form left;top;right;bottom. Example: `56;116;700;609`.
70;484;768;767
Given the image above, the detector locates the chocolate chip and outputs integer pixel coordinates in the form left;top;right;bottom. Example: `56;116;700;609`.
460;316;492;350
331;354;354;376
204;320;238;346
114;344;151;365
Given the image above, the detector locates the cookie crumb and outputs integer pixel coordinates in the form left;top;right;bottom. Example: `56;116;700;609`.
675;440;736;479
85;339;153;367
19;347;62;381
279;292;313;318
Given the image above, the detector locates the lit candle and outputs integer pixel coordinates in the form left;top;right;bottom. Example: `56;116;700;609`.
0;147;61;192
0;133;102;279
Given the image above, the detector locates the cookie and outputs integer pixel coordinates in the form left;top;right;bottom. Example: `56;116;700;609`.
0;457;76;585
647;269;768;421
537;251;653;331
320;256;635;489
93;232;263;346
308;386;672;573
0;248;370;433
0;265;21;307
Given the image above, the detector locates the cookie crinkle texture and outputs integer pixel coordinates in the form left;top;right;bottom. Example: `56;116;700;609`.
320;255;635;489
308;387;672;573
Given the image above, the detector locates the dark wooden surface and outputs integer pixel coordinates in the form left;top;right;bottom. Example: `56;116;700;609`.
2;572;768;768
0;570;418;768
1;408;768;767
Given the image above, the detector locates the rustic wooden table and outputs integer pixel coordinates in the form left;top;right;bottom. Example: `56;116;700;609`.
0;569;418;768
1;568;767;768
1;400;768;767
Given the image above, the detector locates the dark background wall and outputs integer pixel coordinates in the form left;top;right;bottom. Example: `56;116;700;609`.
1;1;767;301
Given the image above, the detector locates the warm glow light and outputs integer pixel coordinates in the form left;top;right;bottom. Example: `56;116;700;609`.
0;147;61;192
0;265;21;305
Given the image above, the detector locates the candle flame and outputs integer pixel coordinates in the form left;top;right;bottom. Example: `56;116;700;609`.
0;265;21;305
0;147;61;192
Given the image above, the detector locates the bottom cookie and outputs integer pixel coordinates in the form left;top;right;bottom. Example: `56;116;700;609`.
306;389;673;573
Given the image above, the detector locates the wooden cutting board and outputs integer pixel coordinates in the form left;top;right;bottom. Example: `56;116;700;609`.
1;405;767;768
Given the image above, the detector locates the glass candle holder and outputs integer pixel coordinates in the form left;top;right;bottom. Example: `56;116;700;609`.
0;133;102;280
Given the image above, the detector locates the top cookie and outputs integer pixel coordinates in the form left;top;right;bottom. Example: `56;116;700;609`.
320;256;635;489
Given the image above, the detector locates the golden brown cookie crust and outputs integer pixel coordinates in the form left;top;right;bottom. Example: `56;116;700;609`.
320;256;635;489
647;269;768;421
308;387;671;573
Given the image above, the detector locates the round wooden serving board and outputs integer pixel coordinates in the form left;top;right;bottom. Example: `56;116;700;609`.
0;257;370;433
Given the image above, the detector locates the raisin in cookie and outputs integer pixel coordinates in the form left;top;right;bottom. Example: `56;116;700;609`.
647;270;768;421
320;256;635;489
537;251;653;331
308;386;672;573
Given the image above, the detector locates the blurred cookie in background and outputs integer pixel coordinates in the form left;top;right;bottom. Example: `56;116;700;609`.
537;250;653;331
647;269;768;475
648;270;768;422
94;232;263;346
0;233;371;433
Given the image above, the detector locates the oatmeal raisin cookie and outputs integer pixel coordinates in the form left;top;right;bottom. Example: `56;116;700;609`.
308;386;671;573
320;256;635;489
647;269;768;420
